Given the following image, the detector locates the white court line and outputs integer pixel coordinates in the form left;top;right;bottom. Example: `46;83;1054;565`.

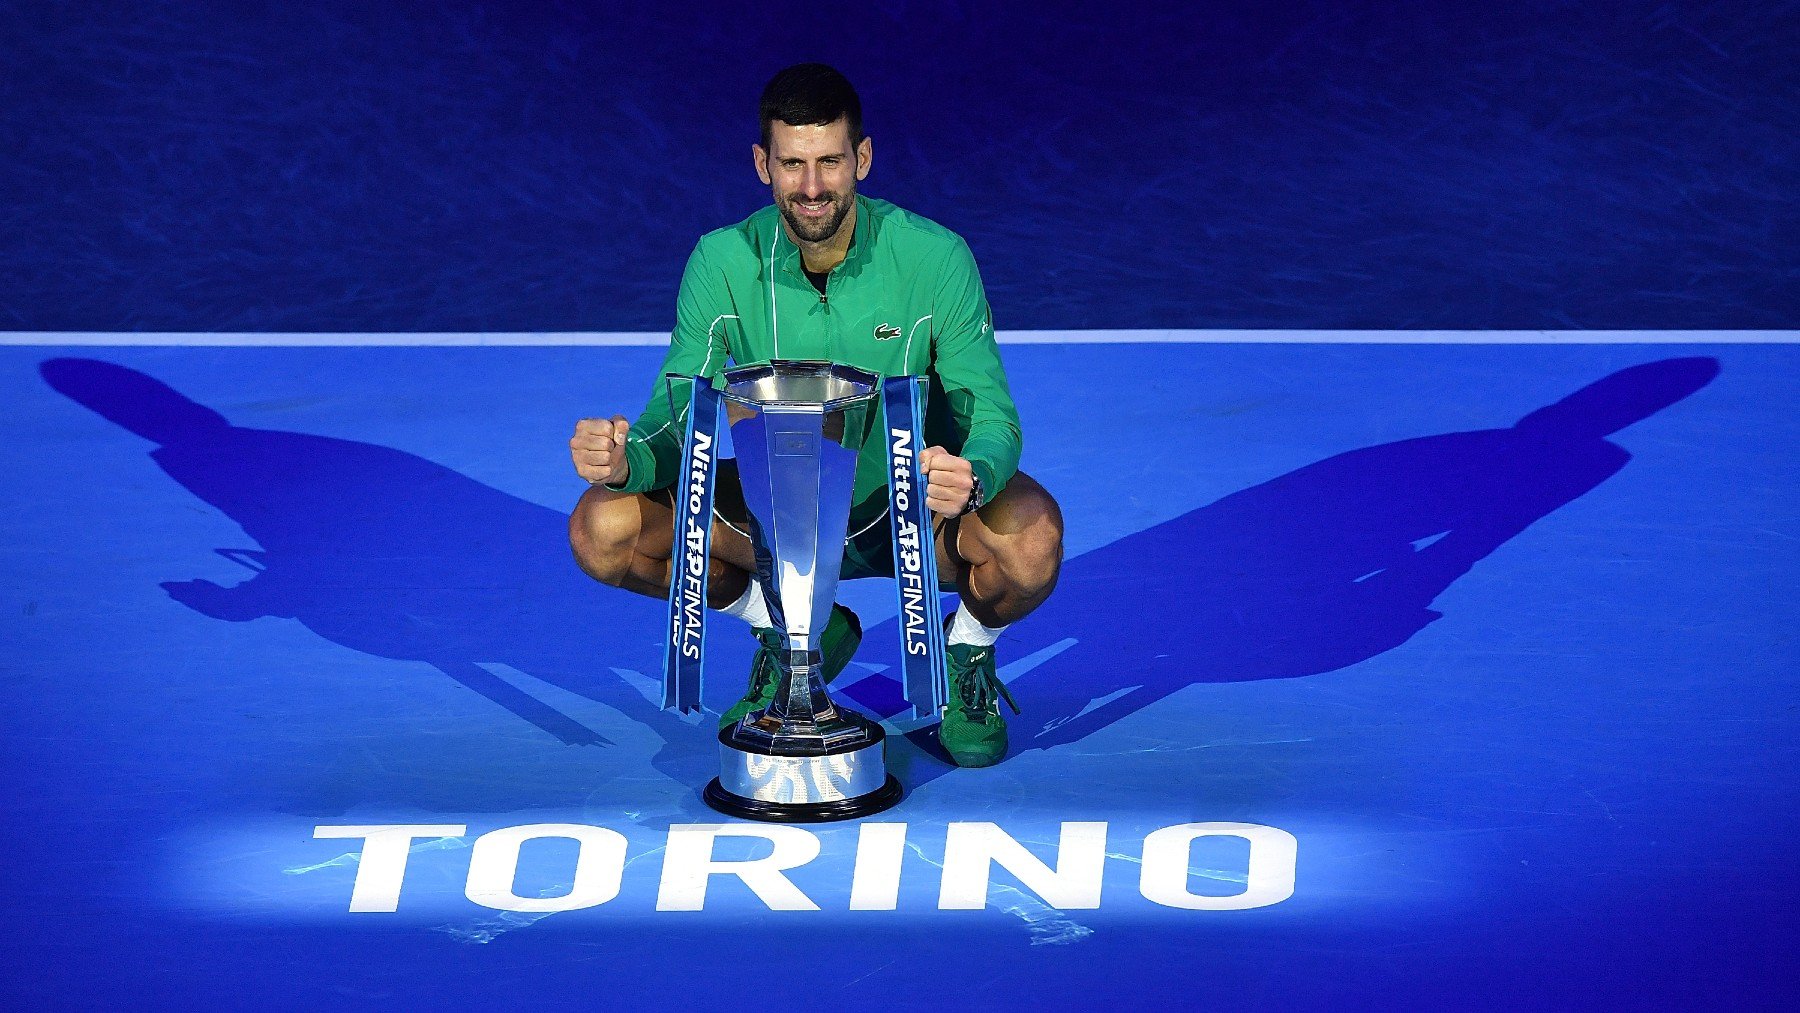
0;329;1796;346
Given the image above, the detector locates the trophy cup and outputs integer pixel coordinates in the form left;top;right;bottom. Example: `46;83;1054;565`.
662;360;949;822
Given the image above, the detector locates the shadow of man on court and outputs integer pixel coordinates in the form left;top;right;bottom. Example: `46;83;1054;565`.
38;358;706;775
43;355;1719;794
841;357;1720;775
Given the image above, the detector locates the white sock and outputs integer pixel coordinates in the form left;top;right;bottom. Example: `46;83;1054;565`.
947;606;1005;648
718;582;773;630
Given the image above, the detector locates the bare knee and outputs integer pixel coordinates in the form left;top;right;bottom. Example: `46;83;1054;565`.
965;472;1064;598
570;485;656;587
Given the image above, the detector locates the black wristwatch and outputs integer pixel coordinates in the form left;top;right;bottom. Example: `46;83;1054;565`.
961;475;986;516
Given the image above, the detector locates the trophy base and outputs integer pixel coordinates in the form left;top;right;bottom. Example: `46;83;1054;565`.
705;721;902;822
703;774;903;823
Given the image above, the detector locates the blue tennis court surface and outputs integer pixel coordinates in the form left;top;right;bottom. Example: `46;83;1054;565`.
5;338;1795;1006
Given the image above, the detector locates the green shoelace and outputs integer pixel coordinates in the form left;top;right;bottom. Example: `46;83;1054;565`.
951;649;1020;719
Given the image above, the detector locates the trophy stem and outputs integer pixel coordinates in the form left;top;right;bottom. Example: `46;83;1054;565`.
768;652;836;724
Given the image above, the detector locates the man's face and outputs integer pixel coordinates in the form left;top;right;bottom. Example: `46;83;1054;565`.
754;116;873;245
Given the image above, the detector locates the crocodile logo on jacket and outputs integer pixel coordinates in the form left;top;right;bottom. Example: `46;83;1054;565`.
873;322;902;341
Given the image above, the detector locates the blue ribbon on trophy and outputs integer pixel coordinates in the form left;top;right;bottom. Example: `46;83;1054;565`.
662;376;723;714
880;374;950;719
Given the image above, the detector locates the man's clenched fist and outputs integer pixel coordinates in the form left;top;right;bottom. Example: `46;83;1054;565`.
571;415;632;486
919;445;976;519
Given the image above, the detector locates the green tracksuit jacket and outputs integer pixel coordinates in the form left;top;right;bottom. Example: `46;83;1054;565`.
612;195;1022;526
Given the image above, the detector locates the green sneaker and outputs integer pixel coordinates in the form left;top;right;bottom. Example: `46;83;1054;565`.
938;640;1020;767
718;604;864;729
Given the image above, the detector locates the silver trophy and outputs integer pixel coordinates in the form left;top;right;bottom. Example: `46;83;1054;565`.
700;360;904;822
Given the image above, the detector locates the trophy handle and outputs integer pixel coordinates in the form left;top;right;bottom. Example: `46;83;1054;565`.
660;375;722;714
882;374;950;719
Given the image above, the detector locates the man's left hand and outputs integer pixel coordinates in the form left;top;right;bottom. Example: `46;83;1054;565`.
919;446;976;519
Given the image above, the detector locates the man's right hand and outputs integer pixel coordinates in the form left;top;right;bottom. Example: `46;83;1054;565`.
571;415;632;487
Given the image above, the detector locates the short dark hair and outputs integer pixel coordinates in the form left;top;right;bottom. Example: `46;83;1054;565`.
759;63;863;150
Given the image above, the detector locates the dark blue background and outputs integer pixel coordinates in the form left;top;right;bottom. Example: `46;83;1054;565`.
5;1;1796;331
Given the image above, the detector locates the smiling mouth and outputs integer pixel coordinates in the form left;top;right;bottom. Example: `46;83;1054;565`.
794;197;832;217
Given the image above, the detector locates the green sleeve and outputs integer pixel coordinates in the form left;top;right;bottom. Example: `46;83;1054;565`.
609;242;733;494
931;237;1021;497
